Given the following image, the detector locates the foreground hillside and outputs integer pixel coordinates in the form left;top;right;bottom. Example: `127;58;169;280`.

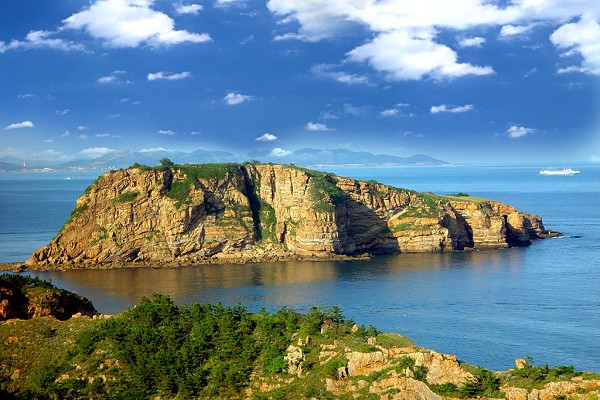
26;163;557;269
0;284;598;400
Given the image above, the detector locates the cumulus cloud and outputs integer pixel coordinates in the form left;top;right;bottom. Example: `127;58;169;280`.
224;92;253;105
147;71;192;81
0;30;85;54
55;108;71;116
305;122;334;132
255;133;278;142
62;0;211;48
551;14;600;75
347;31;494;81
158;129;176;135
271;147;292;157
174;3;203;15
458;36;486;48
507;125;535;138
266;0;600;81
311;64;370;85
5;121;35;130
78;147;115;159
430;104;474;114
78;125;90;131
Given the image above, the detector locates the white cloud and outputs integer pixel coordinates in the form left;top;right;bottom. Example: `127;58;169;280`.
98;75;117;84
347;31;494;81
0;30;84;54
499;24;536;38
78;147;115;159
380;108;400;117
507;125;535;138
158;129;176;135
61;130;71;137
17;94;35;99
140;147;168;153
458;36;486;48
311;64;370;85
174;3;203;15
43;139;54;143
78;125;90;131
273;32;308;41
78;134;89;139
215;0;247;9
5;121;35;130
224;92;253;105
430;104;474;114
305;122;334;132
147;71;192;81
55;108;71;116
271;147;292;157
190;131;202;135
255;133;278;142
62;0;211;48
266;0;600;81
551;14;600;75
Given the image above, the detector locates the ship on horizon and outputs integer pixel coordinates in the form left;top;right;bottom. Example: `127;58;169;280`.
539;167;581;176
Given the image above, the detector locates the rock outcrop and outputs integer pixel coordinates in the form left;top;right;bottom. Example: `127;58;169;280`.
0;274;96;321
25;163;558;269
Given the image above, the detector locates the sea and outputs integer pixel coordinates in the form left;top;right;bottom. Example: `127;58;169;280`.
0;165;598;372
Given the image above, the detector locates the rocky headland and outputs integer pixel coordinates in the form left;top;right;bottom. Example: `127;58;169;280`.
23;163;558;270
0;290;597;399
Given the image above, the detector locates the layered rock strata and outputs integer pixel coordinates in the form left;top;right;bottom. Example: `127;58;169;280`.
26;163;557;269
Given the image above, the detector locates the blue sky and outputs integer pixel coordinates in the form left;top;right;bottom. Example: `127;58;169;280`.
1;0;599;164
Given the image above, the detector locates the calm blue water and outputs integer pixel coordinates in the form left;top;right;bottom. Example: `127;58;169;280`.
0;166;598;371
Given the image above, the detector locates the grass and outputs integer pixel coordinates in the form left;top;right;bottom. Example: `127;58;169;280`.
307;172;346;213
111;191;138;205
443;195;490;203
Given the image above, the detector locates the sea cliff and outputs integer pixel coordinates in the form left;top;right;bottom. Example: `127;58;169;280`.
25;163;557;269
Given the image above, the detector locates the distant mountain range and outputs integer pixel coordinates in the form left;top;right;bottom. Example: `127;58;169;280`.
0;148;448;171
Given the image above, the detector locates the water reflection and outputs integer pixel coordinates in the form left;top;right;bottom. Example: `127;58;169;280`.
28;249;525;315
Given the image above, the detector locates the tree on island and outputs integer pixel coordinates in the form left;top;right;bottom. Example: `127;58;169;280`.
159;158;174;167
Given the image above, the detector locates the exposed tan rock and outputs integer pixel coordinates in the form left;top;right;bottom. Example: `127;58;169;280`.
284;344;304;376
502;385;529;400
515;358;527;369
413;351;473;386
346;351;388;376
25;163;557;269
369;371;441;400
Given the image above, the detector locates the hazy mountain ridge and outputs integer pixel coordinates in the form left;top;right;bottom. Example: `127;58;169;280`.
0;148;448;171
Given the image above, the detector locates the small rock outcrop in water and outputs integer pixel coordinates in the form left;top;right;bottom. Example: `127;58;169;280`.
26;163;558;269
0;274;96;320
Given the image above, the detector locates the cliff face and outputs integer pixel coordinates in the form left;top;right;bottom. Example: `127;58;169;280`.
26;163;557;269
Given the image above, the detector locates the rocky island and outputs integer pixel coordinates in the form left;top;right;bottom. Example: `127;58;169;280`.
23;162;558;270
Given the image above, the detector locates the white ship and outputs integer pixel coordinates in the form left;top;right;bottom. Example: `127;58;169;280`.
539;167;580;176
